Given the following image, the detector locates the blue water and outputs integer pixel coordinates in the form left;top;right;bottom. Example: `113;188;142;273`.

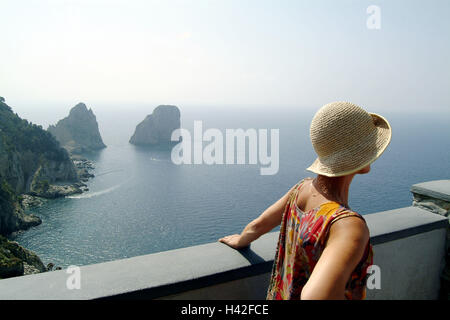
10;107;450;268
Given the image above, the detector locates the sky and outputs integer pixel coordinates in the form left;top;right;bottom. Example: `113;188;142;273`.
1;0;449;114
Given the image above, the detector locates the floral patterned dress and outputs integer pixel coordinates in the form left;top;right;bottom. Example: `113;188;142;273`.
266;179;373;300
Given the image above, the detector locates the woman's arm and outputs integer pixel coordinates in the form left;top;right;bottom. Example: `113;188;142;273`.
218;184;297;249
300;216;369;300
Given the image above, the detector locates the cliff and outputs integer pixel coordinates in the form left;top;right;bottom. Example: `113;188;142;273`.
129;105;181;146
0;98;79;234
0;235;47;279
48;103;106;154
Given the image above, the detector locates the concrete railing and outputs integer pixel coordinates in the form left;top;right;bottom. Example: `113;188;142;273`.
0;180;448;300
411;180;450;299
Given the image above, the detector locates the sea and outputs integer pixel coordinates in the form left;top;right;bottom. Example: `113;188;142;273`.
8;104;450;268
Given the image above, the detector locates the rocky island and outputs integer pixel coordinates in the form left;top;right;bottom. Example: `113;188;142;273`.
129;105;181;147
48;102;106;154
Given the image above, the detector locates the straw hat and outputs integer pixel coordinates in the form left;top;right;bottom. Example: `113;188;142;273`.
307;101;391;177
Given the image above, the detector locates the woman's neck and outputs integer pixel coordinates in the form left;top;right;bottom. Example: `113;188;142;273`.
313;174;355;208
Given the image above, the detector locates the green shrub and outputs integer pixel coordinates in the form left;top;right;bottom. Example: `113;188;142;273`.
0;100;68;161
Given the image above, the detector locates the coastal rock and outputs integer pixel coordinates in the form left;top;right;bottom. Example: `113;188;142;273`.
0;190;42;235
46;263;62;271
48;102;106;154
72;157;95;182
0;235;47;279
23;263;42;275
0;98;78;234
20;194;45;209
29;182;83;199
0;182;42;234
28;155;93;198
31;158;79;188
129;105;181;147
14;209;42;231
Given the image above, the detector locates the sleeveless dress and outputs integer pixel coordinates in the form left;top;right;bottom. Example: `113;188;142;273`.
266;178;373;300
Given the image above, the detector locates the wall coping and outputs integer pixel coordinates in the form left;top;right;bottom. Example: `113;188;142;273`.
411;180;450;202
0;206;447;300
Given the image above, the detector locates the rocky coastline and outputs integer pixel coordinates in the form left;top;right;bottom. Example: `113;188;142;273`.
0;156;95;279
27;156;94;199
0;235;48;278
0;97;99;279
0;155;96;279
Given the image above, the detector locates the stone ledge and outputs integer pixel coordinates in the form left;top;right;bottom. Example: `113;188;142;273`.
364;206;448;244
411;180;450;202
0;206;447;300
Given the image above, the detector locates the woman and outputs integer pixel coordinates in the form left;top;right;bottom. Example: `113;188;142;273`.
219;101;391;300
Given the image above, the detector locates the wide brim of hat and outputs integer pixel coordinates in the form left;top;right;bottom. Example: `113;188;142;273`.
306;113;392;177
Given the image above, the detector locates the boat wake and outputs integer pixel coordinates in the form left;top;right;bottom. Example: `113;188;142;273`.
149;157;168;162
67;184;122;199
95;169;124;177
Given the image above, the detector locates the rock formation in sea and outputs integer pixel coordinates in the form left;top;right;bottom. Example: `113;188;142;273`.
129;105;181;147
0;97;80;234
48;102;106;154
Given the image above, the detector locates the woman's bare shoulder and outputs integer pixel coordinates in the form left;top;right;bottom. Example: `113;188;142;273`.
328;214;370;245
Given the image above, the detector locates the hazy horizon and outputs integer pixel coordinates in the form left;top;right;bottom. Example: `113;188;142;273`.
1;0;449;115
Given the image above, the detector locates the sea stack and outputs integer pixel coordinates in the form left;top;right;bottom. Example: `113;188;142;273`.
129;105;181;147
48;103;106;154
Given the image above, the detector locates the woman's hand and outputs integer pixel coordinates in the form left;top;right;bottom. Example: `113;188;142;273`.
218;234;249;249
218;184;298;250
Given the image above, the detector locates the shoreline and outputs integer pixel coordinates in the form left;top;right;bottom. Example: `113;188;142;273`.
1;155;96;279
26;156;94;200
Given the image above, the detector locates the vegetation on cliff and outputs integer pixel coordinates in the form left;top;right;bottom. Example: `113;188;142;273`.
0;235;47;279
0;97;79;198
0;99;67;162
0;177;45;279
0;177;41;235
0;97;79;278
